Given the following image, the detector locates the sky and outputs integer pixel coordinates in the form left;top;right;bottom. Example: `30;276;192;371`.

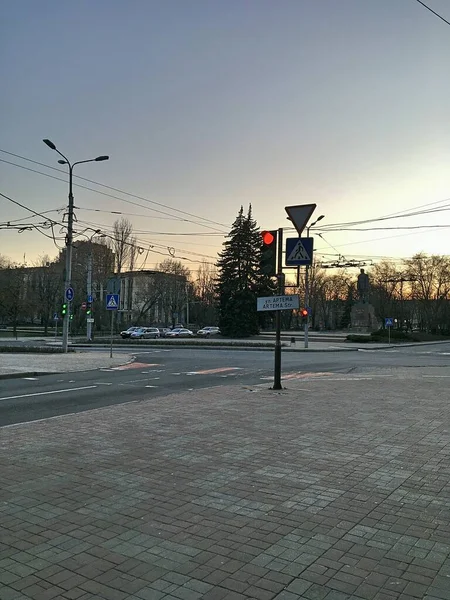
1;0;450;272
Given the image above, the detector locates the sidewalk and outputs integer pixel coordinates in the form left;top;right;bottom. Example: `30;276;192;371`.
0;351;132;378
1;372;450;599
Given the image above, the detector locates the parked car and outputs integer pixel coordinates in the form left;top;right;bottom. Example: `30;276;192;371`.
120;326;139;339
158;328;171;337
197;326;221;337
165;328;194;338
130;327;161;340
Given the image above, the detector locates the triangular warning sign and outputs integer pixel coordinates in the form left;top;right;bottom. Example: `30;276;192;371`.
287;240;310;262
107;295;118;308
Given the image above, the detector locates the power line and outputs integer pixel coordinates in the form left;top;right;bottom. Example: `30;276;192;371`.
0;157;227;234
415;0;450;27
0;148;229;230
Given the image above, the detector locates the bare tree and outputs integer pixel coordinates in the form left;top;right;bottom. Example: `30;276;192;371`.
111;218;135;273
157;259;190;326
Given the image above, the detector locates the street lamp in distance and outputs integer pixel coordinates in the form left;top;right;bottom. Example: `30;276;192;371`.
43;138;109;353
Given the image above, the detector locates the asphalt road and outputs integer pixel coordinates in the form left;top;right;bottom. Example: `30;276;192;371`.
1;343;449;427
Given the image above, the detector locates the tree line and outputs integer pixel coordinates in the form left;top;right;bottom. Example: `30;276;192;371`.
1;211;448;337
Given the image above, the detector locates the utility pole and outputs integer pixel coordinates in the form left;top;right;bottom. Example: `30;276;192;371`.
43;139;109;353
304;215;324;348
186;282;190;327
87;251;93;341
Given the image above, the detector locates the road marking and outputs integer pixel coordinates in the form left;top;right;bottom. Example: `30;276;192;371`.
0;385;97;402
145;385;159;388
186;367;241;375
22;377;38;381
93;382;113;385
260;371;333;381
113;362;160;370
422;375;450;378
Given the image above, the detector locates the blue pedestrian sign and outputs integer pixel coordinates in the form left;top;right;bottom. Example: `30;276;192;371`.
385;317;394;327
65;287;74;302
53;312;58;321
106;293;119;310
285;238;314;266
87;294;93;303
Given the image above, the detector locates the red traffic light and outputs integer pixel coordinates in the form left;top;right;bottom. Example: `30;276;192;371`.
261;230;275;245
300;308;308;317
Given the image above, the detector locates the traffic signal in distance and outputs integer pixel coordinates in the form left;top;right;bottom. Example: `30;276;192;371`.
300;308;308;323
61;302;68;316
86;301;92;315
260;230;278;276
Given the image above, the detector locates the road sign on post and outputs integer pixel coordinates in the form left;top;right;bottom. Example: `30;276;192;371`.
257;295;299;312
65;287;74;302
106;294;119;310
285;204;316;235
285;238;314;266
385;317;394;345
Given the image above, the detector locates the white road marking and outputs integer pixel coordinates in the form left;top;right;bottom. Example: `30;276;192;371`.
422;375;450;378
145;385;159;388
22;377;38;381
93;382;113;385
0;385;98;402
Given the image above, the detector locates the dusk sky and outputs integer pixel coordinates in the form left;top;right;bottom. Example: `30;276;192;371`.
1;0;449;270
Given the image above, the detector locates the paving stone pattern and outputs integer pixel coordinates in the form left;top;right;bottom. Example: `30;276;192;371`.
1;376;450;599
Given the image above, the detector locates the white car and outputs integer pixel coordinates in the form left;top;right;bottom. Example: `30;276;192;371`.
130;327;161;340
197;326;221;337
164;328;194;338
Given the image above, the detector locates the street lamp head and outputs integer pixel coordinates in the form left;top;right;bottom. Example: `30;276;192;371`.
43;138;57;150
316;214;325;222
95;155;109;162
57;159;67;165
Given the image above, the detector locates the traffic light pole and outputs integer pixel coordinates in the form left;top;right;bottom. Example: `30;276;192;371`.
273;227;284;390
62;165;74;354
86;251;93;341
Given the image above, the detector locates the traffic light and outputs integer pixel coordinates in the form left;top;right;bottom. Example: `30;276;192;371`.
260;230;278;276
61;302;68;316
86;301;92;315
300;308;308;323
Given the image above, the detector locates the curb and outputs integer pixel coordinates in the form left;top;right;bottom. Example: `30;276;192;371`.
0;371;57;380
71;343;359;353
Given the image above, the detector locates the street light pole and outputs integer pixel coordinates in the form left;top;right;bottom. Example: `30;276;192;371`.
43;139;109;353
304;215;324;349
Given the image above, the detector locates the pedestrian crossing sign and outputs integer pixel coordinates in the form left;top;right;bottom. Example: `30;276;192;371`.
106;293;119;310
285;237;314;266
385;317;394;327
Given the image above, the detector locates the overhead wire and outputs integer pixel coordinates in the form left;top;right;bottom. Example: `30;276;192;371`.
415;0;450;27
0;149;229;231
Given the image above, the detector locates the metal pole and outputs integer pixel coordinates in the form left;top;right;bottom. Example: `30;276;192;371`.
304;225;311;349
110;311;114;358
304;264;310;349
54;318;57;340
186;282;189;327
273;227;284;390
62;165;74;353
87;251;93;341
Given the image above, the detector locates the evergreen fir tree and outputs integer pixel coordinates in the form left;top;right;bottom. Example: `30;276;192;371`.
217;205;272;337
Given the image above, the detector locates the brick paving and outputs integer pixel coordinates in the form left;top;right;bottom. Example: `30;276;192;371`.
1;373;450;599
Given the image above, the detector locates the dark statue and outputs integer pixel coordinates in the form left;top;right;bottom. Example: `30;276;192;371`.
357;268;370;303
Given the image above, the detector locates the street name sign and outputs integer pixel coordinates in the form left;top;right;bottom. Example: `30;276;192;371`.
285;238;314;266
257;295;300;312
285;204;316;235
65;287;74;302
106;294;119;310
87;318;95;323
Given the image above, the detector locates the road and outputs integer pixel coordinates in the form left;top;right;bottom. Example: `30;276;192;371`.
1;343;449;427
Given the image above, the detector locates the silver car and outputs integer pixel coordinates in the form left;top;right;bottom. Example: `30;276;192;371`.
197;326;221;337
130;327;161;340
165;328;194;338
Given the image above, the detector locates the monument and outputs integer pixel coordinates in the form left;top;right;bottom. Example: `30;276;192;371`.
350;269;378;332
